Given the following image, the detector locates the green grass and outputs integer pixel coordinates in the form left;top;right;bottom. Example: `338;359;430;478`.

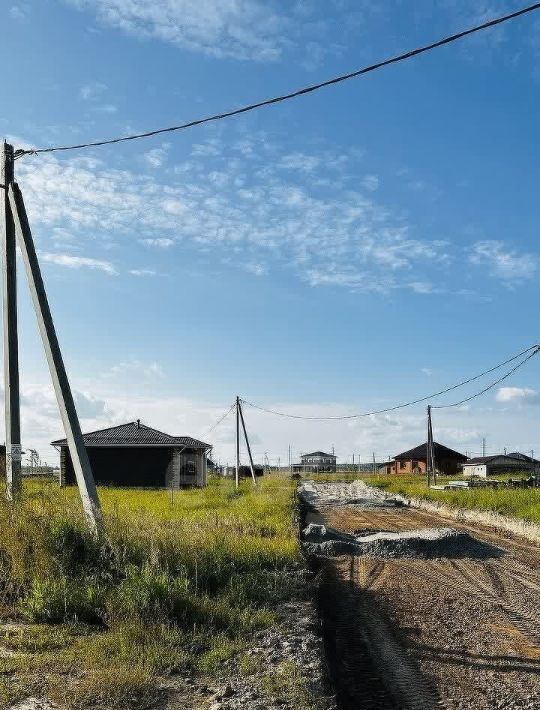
371;474;540;525
0;475;303;708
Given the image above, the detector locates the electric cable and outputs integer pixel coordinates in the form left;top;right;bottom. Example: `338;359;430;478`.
241;344;540;420
14;2;540;158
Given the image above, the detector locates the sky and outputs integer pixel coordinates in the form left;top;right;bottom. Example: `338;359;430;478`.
1;0;540;467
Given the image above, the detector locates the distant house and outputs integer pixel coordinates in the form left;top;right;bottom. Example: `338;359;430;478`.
51;420;211;488
386;442;467;476
223;465;264;478
462;452;540;478
294;451;337;473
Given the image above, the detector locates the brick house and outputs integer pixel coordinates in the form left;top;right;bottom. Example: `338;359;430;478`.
386;442;467;476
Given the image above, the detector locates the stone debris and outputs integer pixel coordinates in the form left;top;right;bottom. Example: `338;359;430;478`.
9;700;55;710
164;598;337;710
298;479;407;509
301;523;504;559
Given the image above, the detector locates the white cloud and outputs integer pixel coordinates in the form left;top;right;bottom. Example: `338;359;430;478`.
79;81;107;100
361;175;379;192
109;359;165;379
470;240;537;283
9;4;30;21
144;147;168;168
279;153;321;173
14;138;455;295
93;103;118;113
66;0;289;61
129;268;157;276
140;238;175;248
241;262;267;276
421;368;433;377
496;387;540;405
40;252;118;275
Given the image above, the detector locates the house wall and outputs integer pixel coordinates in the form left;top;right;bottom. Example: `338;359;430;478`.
463;464;487;478
387;457;464;476
387;459;427;475
61;446;193;487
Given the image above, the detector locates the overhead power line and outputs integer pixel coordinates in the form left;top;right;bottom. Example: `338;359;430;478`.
15;2;540;159
241;344;540;420
205;402;236;434
432;348;540;409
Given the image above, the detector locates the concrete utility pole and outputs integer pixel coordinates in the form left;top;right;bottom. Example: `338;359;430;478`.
235;396;240;489
482;437;486;457
9;183;102;530
1;143;22;499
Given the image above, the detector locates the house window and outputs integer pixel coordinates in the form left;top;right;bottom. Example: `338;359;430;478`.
412;460;418;470
399;461;406;470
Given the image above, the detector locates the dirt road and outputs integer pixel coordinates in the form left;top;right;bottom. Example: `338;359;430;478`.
300;483;540;710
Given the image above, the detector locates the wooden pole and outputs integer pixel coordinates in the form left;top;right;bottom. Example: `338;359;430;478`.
1;143;22;499
235;396;240;489
9;183;102;531
238;399;257;486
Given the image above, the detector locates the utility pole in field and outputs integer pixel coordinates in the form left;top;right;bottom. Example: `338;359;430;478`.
1;146;101;531
482;437;486;457
9;181;101;529
426;405;435;486
237;398;257;486
1;142;21;499
235;396;240;488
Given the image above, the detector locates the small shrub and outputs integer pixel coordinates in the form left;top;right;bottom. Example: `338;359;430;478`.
21;578;105;624
0;624;74;652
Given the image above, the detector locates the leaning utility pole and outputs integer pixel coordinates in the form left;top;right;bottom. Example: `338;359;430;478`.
426;405;436;486
238;398;257;486
7;172;101;531
1;142;22;499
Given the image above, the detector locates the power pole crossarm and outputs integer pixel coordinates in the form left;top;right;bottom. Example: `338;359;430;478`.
8;183;102;531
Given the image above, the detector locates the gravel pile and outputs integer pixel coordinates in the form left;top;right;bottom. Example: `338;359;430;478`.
162;598;336;710
302;522;504;560
298;480;406;509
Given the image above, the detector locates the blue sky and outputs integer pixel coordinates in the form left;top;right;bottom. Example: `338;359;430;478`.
2;0;540;466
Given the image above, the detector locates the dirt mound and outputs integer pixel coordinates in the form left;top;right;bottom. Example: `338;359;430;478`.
301;523;504;560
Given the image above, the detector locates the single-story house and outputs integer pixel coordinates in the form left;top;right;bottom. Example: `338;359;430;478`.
462;452;540;478
293;451;337;473
386;442;467;476
51;420;211;488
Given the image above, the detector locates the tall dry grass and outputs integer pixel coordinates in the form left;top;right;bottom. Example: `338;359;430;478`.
0;475;304;708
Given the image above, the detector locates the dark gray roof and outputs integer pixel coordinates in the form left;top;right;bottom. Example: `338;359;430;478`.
301;451;336;459
51;421;211;449
394;442;467;462
465;453;539;466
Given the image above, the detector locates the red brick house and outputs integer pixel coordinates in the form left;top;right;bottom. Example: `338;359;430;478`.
386;442;467;476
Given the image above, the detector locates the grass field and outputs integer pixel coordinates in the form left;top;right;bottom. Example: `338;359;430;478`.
372;474;540;525
0;475;304;708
